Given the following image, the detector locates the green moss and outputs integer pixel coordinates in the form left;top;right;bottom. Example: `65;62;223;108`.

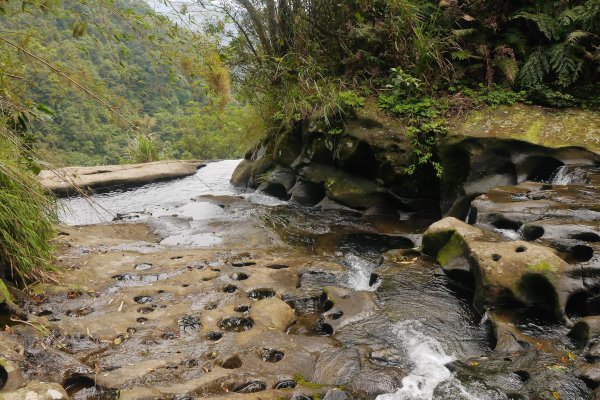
0;280;12;305
524;120;543;143
294;374;324;389
526;261;559;275
436;233;465;266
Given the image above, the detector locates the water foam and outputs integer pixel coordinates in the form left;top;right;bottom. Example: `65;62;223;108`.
343;253;379;291
376;320;455;400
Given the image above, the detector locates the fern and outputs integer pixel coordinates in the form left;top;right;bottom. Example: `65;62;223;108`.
549;44;584;87
518;49;550;86
512;12;562;41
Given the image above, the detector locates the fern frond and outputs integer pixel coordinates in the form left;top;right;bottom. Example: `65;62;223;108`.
549;44;583;87
518;49;550;86
504;29;528;55
566;30;592;43
511;12;562;40
559;6;586;26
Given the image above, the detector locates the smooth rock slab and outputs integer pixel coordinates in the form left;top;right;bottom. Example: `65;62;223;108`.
39;160;205;196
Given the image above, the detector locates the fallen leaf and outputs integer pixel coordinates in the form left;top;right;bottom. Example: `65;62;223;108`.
552;390;560;399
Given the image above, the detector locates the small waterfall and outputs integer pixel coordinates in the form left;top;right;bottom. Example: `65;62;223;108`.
550;165;592;185
376;320;505;400
375;320;455;400
343;253;380;291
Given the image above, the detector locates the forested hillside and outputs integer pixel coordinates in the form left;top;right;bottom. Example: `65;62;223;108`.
0;0;261;165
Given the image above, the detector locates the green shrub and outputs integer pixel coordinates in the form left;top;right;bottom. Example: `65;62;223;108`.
128;134;161;163
0;132;56;285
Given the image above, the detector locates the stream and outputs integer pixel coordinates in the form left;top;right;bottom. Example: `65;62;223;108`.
52;160;592;399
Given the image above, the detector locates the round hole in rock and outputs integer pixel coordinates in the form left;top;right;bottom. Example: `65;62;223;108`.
136;317;148;323
515;246;527;253
266;264;288;269
490;215;522;231
221;355;243;369
273;380;296;389
570;232;600;243
328;310;343;320
234;305;249;313
137;307;154;314
63;374;96;396
127;327;136;334
0;366;7;390
290;394;312;400
218;317;254;332
205;303;217;310
230;272;249;281
67;290;82;299
247;288;276;300
222;284;238;293
516;274;559;320
134;263;153;271
569;245;594;263
233;381;266;393
112;274;135;281
566;290;591;319
262;349;284;362
157;290;165;294
513;370;530;382
323;299;334;312
522;156;564;182
492;254;502;262
162;332;178;340
522;226;545;241
205;331;222;341
314;319;334;336
182;284;190;288
134;296;153;304
232;261;256;267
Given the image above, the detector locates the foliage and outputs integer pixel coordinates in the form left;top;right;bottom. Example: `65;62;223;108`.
0;0;257;166
128;134;161;163
0;130;56;286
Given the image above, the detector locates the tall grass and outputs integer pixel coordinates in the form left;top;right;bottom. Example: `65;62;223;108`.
0;130;56;286
128;134;161;163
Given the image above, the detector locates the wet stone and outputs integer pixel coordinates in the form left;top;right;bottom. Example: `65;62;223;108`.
234;305;250;313
218;317;254;332
136;317;148;323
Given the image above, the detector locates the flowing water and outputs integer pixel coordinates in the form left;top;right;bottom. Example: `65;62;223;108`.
56;160;559;399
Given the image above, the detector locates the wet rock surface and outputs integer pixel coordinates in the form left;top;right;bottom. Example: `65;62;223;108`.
6;159;600;399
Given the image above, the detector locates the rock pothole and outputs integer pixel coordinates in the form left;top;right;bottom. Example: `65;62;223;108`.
221;355;242;369
230;272;249;280
232;381;266;393
247;288;276;300
218;317;254;332
261;349;284;362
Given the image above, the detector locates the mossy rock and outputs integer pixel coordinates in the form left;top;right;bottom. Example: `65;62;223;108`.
449;104;600;154
422;217;577;320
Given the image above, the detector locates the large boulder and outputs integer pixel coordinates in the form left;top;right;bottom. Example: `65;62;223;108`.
423;217;582;319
